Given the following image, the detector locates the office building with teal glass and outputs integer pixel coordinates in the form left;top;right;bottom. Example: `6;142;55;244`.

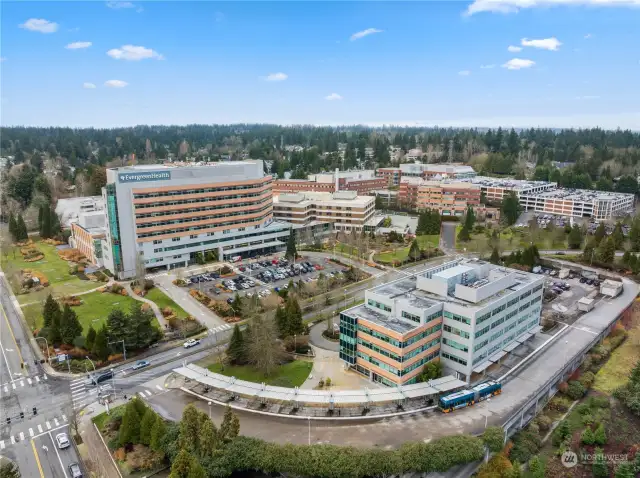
339;259;544;385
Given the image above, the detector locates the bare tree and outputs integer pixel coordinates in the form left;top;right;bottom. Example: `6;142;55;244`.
135;252;147;284
245;314;283;377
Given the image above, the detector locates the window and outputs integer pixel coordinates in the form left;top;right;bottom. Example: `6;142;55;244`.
223;229;230;235
477;311;492;325
402;311;421;324
367;299;391;313
444;324;470;339
441;351;467;366
492;304;506;316
153;248;162;253
442;337;468;352
190;235;198;239
475;325;490;338
172;237;180;242
153;239;162;245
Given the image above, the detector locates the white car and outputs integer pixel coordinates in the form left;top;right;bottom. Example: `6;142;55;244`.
56;432;70;449
248;280;255;286
183;339;201;349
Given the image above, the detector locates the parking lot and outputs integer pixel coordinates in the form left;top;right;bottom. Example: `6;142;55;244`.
185;254;349;304
535;265;603;318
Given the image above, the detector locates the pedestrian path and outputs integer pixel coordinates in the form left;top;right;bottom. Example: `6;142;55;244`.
0;374;48;393
69;374;169;410
0;413;69;451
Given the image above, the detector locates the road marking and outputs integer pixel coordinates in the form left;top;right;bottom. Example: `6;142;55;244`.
0;440;4;449
11;383;16;390
27;377;32;385
29;428;34;437
38;424;43;433
35;376;40;383
144;390;152;397
1;302;25;375
54;418;59;426
155;384;163;391
3;385;7;393
46;421;51;429
62;414;67;422
138;392;145;398
43;374;48;380
31;439;45;478
19;432;25;441
71;389;86;397
19;380;24;387
10;436;15;445
49;430;67;478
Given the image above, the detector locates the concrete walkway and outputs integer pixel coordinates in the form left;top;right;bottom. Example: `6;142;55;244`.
122;282;168;329
309;320;339;351
300;346;377;390
19;280;115;307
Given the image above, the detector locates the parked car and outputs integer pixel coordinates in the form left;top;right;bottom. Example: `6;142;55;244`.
56;432;70;449
68;463;83;478
579;277;587;283
132;360;150;370
183;339;201;348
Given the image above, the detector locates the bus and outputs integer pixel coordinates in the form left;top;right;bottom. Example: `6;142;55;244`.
438;380;502;413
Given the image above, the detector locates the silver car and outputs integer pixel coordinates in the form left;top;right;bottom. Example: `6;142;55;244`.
56;432;70;449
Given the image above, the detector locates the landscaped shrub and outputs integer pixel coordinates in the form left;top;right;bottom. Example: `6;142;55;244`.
509;430;541;463
551;420;571;447
566;380;587;400
594;423;607;445
548;396;571;412
579;371;596;389
534;415;552;432
588;396;610;409
581;426;595;445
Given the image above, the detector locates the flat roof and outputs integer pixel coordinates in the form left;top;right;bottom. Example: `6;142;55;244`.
342;304;419;334
273;191;374;207
434;265;474;280
530;188;635;202
459;176;556;191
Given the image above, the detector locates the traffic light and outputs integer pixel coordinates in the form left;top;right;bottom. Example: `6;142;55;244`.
33;407;37;416
19;411;24;419
6;417;10;425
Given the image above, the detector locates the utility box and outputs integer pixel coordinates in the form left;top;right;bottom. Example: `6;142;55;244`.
559;269;570;279
601;280;623;298
578;297;595;312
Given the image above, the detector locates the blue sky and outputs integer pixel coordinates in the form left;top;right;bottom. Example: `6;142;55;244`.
1;1;639;129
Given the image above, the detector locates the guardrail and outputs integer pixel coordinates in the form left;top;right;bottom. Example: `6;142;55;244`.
501;300;631;441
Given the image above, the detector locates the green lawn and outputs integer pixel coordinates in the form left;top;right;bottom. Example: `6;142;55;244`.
375;234;439;263
22;290;142;333
454;225;568;253
207;360;312;387
1;242;98;305
145;287;189;319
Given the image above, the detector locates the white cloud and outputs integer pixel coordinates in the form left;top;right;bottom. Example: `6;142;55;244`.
66;41;92;50
68;27;80;32
106;1;135;8
508;45;522;52
104;80;128;88
350;28;383;41
458;70;471;76
264;72;288;82
502;58;536;70
325;93;343;101
480;64;496;69
466;0;640;16
584;33;592;39
576;95;600;100
19;18;59;33
521;37;562;51
83;82;96;89
107;45;163;61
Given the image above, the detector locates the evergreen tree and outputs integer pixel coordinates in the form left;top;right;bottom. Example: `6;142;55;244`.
199;418;219;457
118;399;141;446
463;206;476;231
275;304;287;338
592;448;609;478
8;213;18;242
232;293;243;317
106;308;127;343
126;303;160;349
284;295;304;337
226;324;245;365
16;215;28;241
408;239;421;262
47;312;62;346
285;229;297;260
60;304;83;345
581;426;595;445
179;405;203;454
41;206;52;239
583;237;598;263
622;250;631;265
630;360;640;385
219;406;240;442
85;326;97;351
38;206;44;237
594;222;606;245
568;224;583;249
150;414;167;452
42;294;61;328
92;325;110;361
593;423;607;445
615;463;635;478
169;449;195;478
457;225;471;242
139;408;157;446
597;236;616;264
612;222;625;249
630;218;640;252
528;456;544;478
501;192;521;226
416;212;428;235
187;462;206;478
489;246;500;265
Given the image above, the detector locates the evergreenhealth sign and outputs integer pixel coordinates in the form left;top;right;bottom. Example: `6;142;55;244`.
118;171;171;183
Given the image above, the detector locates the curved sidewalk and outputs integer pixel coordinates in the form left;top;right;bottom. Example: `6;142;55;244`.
308;321;339;351
122;282;168;329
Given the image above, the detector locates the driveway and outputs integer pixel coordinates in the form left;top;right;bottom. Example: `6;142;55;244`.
440;222;457;252
309;321;339;352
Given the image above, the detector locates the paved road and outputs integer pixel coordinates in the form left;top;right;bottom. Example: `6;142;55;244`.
0;275;84;478
440;222;457;252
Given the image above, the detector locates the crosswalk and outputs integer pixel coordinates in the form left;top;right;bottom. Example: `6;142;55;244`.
1;374;48;394
209;323;233;336
70;376;167;410
0;414;69;450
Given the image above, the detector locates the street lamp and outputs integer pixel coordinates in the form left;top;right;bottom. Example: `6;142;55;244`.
35;337;50;362
108;339;126;361
208;401;212;419
85;356;97;374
